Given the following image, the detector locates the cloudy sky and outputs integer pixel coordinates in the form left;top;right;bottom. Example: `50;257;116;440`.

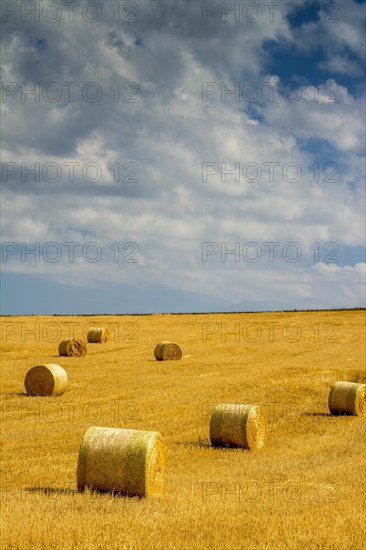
1;0;365;314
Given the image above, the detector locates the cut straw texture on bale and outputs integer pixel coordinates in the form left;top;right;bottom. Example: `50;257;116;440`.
328;381;366;416
210;403;267;450
87;327;110;343
24;364;68;396
58;338;87;357
154;341;182;361
77;427;165;497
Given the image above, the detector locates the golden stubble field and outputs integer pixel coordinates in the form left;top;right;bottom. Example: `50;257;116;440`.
1;310;365;550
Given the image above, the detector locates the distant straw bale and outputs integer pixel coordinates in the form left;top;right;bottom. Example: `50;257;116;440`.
77;426;165;497
154;341;182;361
210;403;266;450
87;327;110;343
24;364;68;396
59;338;87;357
328;381;366;416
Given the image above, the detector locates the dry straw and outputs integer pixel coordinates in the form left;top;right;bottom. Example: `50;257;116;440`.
24;364;68;396
87;327;110;343
58;338;87;357
210;403;267;450
77;426;165;497
328;381;366;416
154;341;182;361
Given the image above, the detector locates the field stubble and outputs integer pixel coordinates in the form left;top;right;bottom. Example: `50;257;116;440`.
0;310;365;549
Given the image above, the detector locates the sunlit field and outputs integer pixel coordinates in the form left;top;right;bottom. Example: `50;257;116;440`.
1;310;365;550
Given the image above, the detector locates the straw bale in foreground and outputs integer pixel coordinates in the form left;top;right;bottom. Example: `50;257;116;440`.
77;426;165;497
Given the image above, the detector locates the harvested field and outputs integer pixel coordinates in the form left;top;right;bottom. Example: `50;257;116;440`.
1;310;365;550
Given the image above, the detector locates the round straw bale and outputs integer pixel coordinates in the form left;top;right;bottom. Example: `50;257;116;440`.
87;327;110;343
77;426;165;497
24;364;68;396
58;338;87;357
154;341;182;361
328;381;366;416
210;403;266;450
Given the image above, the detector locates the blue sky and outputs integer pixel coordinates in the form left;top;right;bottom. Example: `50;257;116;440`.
1;0;365;314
